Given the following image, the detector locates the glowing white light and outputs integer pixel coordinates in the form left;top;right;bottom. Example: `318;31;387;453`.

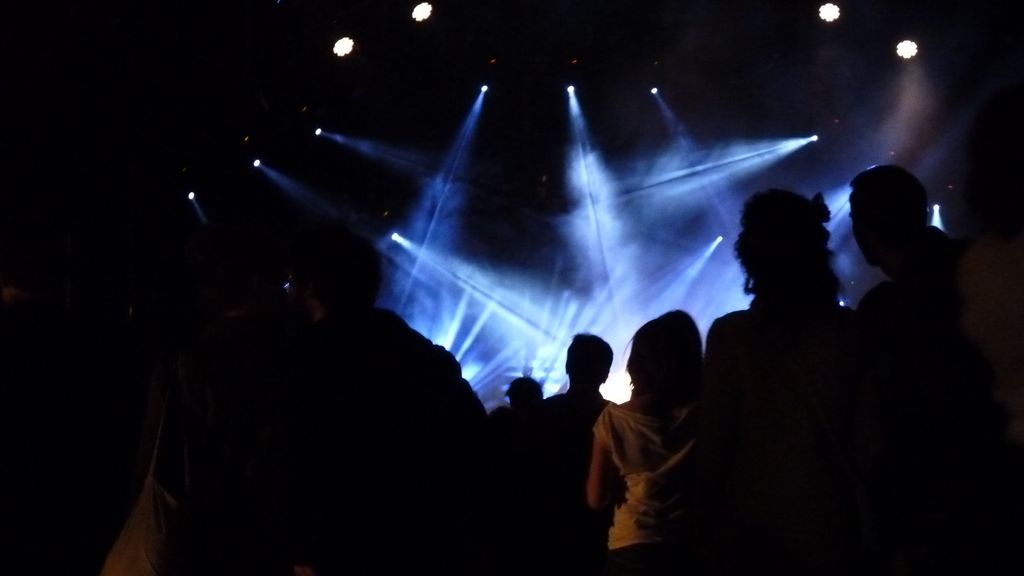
253;159;261;168
412;3;432;22
896;40;918;59
314;128;322;136
567;85;575;94
333;37;355;57
819;3;840;22
480;85;488;93
391;232;402;242
839;299;846;307
187;191;195;200
650;87;658;94
930;204;945;230
600;371;632;405
811;134;819;142
716;235;724;243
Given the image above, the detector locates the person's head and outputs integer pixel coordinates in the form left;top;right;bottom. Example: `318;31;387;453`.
288;225;382;322
186;225;285;318
626;310;702;406
849;164;929;270
964;83;1024;239
565;333;613;393
735;189;838;311
506;376;543;411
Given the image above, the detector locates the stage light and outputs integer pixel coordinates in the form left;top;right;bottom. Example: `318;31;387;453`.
896;40;918;59
567;85;575;94
333;37;355;57
253;159;261;168
412;3;432;22
315;128;322;136
650;87;658;95
480;85;488;93
391;232;401;242
716;235;724;243
819;3;840;22
187;191;195;200
811;135;819;141
839;299;846;307
600;371;633;404
930;204;945;230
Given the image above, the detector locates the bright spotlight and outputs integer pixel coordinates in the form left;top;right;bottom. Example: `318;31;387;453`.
930;203;945;230
390;232;414;249
819;3;840;22
412;3;432;22
314;128;322;136
480;85;488;93
811;134;819;142
253;159;261;168
896;40;918;59
187;191;195;201
333;37;355;57
650;87;658;95
716;235;724;243
600;371;633;404
839;299;846;307
567;85;575;94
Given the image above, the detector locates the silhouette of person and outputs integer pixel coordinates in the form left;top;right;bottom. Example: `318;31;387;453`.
506;375;544;412
283;224;487;576
699;190;877;576
955;82;1024;574
587;311;702;576
1;226;113;576
122;225;291;576
540;333;614;576
851;165;1005;575
959;84;1024;452
485;375;548;576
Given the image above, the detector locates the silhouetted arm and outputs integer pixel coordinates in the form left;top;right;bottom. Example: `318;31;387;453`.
696;318;741;525
586;432;616;510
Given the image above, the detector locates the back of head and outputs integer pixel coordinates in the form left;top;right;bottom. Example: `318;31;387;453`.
626;310;702;405
565;333;613;392
965;83;1024;238
289;225;382;312
506;376;543;410
735;189;838;312
849;164;929;247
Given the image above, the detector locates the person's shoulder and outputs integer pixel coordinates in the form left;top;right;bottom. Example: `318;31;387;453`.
368;307;415;335
711;309;751;328
368;307;440;353
543;392;571;409
707;309;753;342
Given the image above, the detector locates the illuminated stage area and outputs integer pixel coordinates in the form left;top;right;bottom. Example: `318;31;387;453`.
259;82;832;406
12;1;1022;409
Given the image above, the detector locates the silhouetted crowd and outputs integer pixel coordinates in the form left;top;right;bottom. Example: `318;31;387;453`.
2;86;1022;576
